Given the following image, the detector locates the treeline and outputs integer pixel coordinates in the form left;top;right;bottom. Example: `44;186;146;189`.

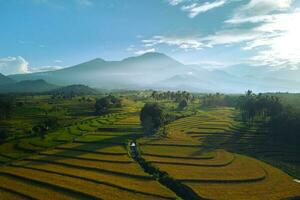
95;95;121;115
140;103;192;135
237;90;300;144
150;91;195;102
0;95;15;119
201;93;238;107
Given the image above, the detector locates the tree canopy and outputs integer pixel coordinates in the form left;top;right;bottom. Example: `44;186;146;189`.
237;90;300;144
95;95;121;115
140;103;165;135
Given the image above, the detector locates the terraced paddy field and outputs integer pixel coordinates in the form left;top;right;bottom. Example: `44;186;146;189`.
138;107;300;199
1;100;300;200
0;112;126;164
0;112;177;200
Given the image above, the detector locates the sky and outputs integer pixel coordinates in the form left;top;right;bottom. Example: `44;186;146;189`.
0;0;300;75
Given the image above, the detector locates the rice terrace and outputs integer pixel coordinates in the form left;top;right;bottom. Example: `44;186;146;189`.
1;0;300;199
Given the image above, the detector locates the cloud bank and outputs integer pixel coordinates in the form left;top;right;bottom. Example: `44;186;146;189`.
0;56;66;75
0;56;29;75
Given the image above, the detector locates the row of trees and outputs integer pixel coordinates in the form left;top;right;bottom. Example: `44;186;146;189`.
237;90;300;144
236;90;282;123
201;93;238;108
0;95;15;119
150;91;194;102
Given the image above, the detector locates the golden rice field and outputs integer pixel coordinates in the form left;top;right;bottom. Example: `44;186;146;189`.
139;107;300;200
1;102;300;200
0;111;177;200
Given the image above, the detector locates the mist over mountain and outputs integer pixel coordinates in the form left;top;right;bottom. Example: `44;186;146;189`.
49;84;97;96
8;53;300;93
0;79;58;93
0;73;15;85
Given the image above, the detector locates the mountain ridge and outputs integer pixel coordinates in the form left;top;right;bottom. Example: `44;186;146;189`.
0;79;58;93
7;52;300;93
0;73;15;85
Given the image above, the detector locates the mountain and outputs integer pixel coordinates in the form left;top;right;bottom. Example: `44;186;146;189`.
0;73;14;85
0;79;58;93
8;52;300;93
49;84;97;96
9;52;185;88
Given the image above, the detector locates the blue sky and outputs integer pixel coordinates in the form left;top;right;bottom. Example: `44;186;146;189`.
0;0;299;75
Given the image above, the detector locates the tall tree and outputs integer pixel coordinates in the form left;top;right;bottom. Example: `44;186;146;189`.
140;103;165;135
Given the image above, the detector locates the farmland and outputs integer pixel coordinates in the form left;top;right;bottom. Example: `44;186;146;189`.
138;106;300;199
0;93;300;199
0;98;176;199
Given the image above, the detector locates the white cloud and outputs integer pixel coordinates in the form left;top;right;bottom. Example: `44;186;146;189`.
203;29;262;46
167;0;228;17
30;65;65;73
142;36;204;50
0;56;66;75
225;15;275;24
241;0;294;15
249;11;300;68
182;0;227;18
0;56;29;75
227;0;295;24
142;8;300;68
134;48;156;55
54;60;63;63
167;0;184;6
224;0;299;68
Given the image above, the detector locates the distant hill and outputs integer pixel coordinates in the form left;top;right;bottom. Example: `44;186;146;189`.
49;84;97;96
9;52;185;88
8;52;300;93
0;73;14;85
0;79;58;93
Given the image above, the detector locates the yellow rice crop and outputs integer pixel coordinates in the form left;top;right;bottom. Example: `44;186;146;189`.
41;149;132;162
0;166;171;200
153;154;266;181
57;143;127;154
144;149;234;166
25;154;149;177
114;115;141;125
0;174;75;200
141;145;214;158
0;188;27;200
185;159;300;200
20;162;175;198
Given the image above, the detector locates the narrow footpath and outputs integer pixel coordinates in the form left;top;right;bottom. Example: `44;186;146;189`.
128;141;203;200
